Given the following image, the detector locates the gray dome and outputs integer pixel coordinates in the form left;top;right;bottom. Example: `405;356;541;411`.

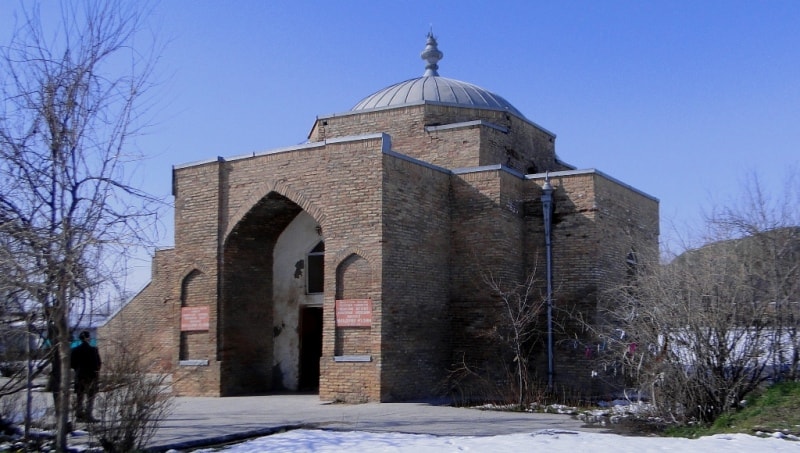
350;33;525;119
351;76;525;118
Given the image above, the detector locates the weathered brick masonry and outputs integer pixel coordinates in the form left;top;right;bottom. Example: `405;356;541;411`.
100;35;658;402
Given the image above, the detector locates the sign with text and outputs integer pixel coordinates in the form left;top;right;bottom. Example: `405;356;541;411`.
181;306;210;331
335;299;372;327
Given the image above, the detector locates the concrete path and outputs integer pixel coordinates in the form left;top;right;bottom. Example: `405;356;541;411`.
147;394;602;451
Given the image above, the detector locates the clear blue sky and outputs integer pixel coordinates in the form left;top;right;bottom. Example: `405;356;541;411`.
3;1;799;289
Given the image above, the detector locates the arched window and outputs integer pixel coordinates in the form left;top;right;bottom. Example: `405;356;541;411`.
180;270;202;361
307;241;325;294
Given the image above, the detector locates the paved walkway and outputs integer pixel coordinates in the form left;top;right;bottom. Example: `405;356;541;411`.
147;394;602;451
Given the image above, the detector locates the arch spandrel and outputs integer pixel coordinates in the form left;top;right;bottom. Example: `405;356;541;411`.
224;179;327;245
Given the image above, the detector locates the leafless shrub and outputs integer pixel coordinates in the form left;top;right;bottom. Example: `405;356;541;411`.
91;336;173;453
448;267;549;408
481;270;548;408
597;172;800;423
446;352;517;406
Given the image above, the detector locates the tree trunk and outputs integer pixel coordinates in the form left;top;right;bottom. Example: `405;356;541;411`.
55;297;71;452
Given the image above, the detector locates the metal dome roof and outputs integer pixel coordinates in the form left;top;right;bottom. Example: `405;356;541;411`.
351;33;525;119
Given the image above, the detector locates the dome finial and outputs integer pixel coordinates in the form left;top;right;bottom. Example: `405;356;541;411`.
420;30;443;77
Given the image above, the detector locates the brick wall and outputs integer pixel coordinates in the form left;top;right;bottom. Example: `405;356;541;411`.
99;248;178;373
538;173;603;396
325;254;379;402
523;171;658;398
593;175;660;295
310;104;562;175
379;153;452;401
589;174;659;395
446;168;529;400
171;160;225;395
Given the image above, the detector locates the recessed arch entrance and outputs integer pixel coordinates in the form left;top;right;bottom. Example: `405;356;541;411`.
219;191;323;395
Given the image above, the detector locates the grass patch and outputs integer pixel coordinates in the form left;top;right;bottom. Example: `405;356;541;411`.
665;381;800;438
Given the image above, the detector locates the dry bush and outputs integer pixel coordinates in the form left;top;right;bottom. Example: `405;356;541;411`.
447;269;549;408
90;337;173;453
598;173;800;423
447;353;523;407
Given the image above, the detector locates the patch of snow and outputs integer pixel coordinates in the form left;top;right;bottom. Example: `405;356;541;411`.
193;429;800;452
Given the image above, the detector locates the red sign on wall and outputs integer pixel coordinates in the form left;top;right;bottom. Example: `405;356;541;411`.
181;306;210;331
335;299;372;327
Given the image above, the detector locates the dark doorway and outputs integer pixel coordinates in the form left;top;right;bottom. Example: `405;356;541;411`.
299;306;323;391
221;192;303;396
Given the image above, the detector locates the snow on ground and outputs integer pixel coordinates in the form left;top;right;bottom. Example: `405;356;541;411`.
191;429;800;453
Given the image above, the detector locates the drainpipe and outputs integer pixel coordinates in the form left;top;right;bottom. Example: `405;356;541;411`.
541;174;554;390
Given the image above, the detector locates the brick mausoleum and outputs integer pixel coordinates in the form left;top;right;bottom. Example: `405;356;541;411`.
101;34;659;402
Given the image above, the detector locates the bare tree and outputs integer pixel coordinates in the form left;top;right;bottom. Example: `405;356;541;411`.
598;172;800;423
448;267;548;408
482;270;548;408
0;2;160;449
709;172;800;382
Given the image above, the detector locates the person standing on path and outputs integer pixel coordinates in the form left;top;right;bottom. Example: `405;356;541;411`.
70;330;102;422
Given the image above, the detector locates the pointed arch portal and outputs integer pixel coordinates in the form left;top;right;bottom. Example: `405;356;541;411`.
220;192;323;395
